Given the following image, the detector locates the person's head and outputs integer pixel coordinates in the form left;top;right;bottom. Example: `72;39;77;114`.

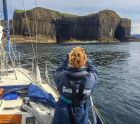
69;47;87;68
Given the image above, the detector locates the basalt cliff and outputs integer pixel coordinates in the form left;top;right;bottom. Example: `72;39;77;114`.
13;7;131;43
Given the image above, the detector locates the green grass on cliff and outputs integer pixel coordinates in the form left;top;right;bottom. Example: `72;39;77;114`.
87;13;96;16
45;8;78;18
15;10;26;13
62;13;78;17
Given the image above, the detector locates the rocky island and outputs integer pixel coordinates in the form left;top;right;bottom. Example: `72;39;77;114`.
11;8;131;43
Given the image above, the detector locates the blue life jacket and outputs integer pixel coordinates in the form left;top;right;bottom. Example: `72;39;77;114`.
53;59;98;124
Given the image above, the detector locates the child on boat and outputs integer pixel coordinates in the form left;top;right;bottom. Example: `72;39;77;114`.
53;47;98;124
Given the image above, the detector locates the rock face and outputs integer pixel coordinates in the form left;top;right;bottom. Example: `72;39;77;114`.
115;18;131;40
13;8;62;40
13;7;131;43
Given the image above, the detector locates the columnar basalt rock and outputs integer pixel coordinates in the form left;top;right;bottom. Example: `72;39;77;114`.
13;7;131;43
114;18;131;40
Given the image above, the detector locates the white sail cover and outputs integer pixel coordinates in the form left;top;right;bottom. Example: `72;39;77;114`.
0;25;3;43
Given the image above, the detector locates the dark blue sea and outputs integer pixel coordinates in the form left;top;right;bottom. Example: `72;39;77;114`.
15;42;140;124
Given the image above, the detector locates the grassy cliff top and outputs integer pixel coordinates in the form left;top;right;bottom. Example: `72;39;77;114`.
15;10;26;13
62;13;78;17
14;8;125;20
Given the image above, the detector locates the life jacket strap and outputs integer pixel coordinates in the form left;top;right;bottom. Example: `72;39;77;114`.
67;78;87;124
68;104;75;124
70;77;86;105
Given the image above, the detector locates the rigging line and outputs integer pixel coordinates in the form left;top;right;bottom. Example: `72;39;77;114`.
16;68;36;83
11;0;17;53
34;0;38;64
93;106;105;123
21;0;36;62
8;52;18;80
9;0;19;66
1;19;19;66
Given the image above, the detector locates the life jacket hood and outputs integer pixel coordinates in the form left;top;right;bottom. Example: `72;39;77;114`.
66;67;89;78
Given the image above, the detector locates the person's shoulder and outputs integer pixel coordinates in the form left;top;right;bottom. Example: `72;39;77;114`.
56;70;67;79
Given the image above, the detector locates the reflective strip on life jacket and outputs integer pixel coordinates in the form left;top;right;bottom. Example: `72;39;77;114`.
60;96;72;104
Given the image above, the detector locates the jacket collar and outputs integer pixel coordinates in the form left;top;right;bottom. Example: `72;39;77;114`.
66;66;89;78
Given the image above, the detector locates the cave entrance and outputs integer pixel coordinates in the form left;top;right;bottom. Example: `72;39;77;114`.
114;25;124;40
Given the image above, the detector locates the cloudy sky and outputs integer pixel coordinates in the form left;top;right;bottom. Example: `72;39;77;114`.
0;0;140;34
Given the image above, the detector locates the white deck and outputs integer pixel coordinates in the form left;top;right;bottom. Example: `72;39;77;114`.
0;67;59;100
0;67;59;124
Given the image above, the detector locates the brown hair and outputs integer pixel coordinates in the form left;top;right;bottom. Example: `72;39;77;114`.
69;47;87;68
